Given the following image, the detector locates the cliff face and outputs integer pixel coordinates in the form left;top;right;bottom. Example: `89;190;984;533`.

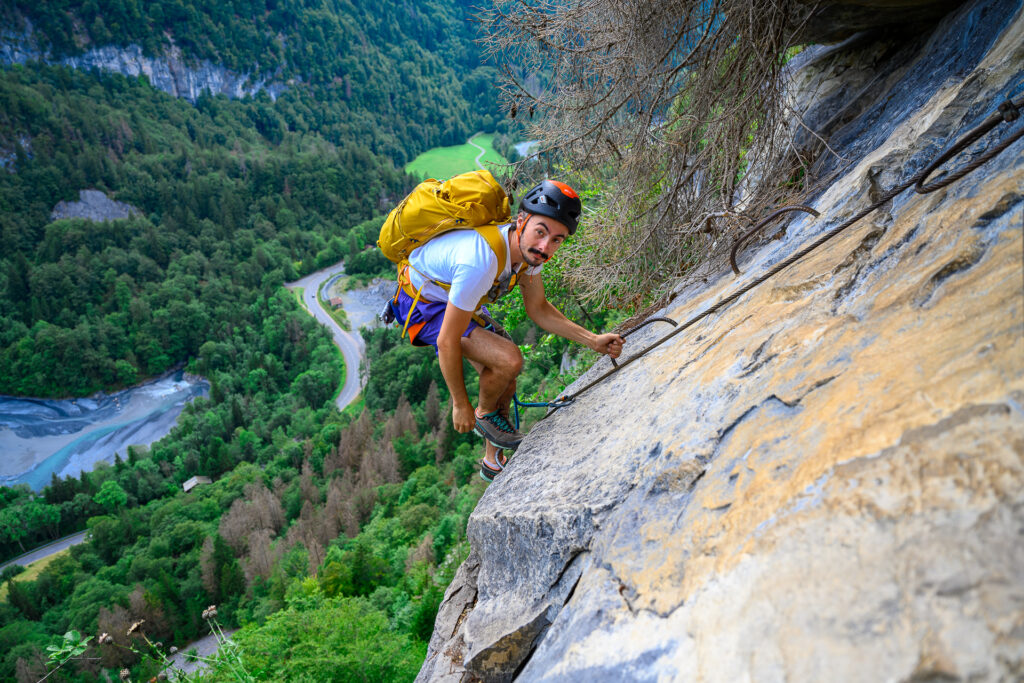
420;0;1024;680
0;22;285;102
50;189;141;222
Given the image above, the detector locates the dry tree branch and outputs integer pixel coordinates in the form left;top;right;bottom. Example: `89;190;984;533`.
481;0;809;306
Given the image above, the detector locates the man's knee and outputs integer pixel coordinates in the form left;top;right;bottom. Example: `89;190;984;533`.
463;329;523;379
504;345;523;377
490;341;522;381
496;348;524;385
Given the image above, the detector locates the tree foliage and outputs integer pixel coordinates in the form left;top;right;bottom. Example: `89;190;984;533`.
226;592;425;682
3;0;504;162
0;319;496;681
92;481;128;513
0;61;406;397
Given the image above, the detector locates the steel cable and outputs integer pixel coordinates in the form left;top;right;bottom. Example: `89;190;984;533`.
541;94;1023;417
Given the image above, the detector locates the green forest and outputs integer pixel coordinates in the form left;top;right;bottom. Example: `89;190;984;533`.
0;1;576;680
1;0;508;158
0;0;515;397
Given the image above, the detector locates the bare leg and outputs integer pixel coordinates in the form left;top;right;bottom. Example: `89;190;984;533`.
469;361;516;467
461;327;522;414
463;328;522;466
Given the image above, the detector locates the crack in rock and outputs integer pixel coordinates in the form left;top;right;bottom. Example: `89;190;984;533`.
463;552;587;681
972;192;1022;227
912;243;988;308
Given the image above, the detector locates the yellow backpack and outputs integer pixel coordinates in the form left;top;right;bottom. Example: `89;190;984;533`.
377;169;511;263
377;170;522;338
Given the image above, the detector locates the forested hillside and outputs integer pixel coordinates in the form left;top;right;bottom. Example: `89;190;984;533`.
2;0;502;157
0;1;537;680
0;0;503;396
0;62;396;397
0;326;474;681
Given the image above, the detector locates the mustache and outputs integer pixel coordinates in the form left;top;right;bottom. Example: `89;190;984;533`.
528;248;549;261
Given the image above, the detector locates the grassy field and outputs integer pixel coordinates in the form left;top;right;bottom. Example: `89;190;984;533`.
1;550;67;602
405;133;510;180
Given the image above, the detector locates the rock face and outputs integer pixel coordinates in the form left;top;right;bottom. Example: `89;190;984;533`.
0;134;31;173
419;0;1024;680
794;0;965;43
0;21;285;103
50;189;140;223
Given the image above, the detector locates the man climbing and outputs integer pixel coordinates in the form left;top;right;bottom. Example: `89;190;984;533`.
389;180;625;481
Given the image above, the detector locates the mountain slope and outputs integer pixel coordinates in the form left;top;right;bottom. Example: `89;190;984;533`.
0;0;501;396
419;0;1024;679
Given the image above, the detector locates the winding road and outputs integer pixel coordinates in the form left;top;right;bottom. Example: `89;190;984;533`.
285;263;365;410
467;133;487;170
0;530;88;573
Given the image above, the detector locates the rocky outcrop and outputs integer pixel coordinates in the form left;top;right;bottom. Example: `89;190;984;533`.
794;0;965;43
420;0;1024;680
0;21;285;102
0;134;31;172
50;189;140;223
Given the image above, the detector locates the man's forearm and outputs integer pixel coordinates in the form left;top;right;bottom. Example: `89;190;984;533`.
528;301;597;346
437;336;471;408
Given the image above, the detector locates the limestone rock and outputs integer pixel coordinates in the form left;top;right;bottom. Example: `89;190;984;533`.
420;0;1024;680
50;189;140;223
0;22;285;103
418;552;480;683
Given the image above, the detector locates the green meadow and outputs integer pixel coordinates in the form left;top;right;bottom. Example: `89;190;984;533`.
405;133;509;180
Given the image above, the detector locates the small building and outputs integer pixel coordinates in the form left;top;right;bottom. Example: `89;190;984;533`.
329;297;344;309
182;475;212;493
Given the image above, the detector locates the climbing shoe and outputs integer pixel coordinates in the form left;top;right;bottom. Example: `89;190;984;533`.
479;450;507;483
474;410;524;450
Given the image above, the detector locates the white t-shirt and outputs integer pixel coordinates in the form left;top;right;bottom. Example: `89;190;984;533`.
407;223;542;312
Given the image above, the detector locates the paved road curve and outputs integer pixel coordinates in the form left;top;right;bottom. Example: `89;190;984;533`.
285;263;365;410
0;530;88;573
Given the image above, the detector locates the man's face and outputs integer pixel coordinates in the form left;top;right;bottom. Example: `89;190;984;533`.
517;213;570;267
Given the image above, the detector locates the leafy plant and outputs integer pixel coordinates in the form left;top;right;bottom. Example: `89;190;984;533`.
43;630;94;681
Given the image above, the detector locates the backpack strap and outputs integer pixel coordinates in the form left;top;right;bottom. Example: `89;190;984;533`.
473;223;507;275
398;223;512;300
